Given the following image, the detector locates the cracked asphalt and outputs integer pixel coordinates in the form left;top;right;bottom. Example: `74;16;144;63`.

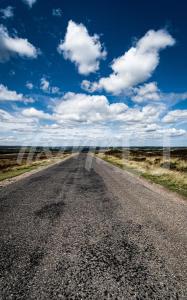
0;153;186;299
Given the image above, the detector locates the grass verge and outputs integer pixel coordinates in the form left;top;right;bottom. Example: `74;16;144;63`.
0;155;69;182
97;153;187;198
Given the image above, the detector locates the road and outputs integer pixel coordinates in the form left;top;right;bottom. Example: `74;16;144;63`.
0;153;186;299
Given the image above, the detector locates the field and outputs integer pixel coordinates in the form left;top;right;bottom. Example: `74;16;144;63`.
97;147;187;198
0;146;72;181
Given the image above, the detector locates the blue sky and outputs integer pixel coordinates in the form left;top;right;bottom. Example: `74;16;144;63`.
0;0;187;146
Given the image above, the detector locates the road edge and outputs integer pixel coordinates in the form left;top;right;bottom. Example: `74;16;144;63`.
95;155;187;204
0;154;77;188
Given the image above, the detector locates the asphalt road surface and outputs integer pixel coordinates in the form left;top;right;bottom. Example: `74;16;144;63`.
0;154;186;299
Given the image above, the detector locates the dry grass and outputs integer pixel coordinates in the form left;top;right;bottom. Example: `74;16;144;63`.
97;153;187;198
0;154;70;182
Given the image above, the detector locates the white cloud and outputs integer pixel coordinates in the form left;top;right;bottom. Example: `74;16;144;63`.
162;110;187;123
51;93;164;125
162;92;187;103
132;82;161;103
22;107;52;120
0;108;37;134
0;84;33;102
81;80;99;93
54;92;128;123
19;93;162;131
40;77;60;94
58;20;106;75
22;0;37;8
52;8;62;17
0;108;14;121
0;6;14;19
40;77;50;92
20;93;163;125
26;82;34;90
157;128;186;137
131;82;187;105
144;123;161;132
0;25;38;62
113;103;165;124
0;100;186;146
88;29;175;94
0;84;22;101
